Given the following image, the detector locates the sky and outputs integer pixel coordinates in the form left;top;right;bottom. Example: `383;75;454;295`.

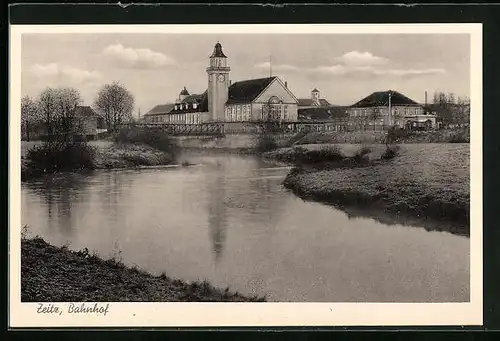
21;33;470;116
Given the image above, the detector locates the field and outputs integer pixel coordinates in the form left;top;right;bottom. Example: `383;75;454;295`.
281;143;470;235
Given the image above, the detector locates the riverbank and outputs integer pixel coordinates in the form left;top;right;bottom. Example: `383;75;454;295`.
292;127;470;145
266;143;470;237
21;141;177;181
21;236;265;302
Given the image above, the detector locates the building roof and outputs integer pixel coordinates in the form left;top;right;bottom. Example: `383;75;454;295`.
170;90;209;113
227;76;277;104
144;104;176;116
210;42;227;58
312;88;320;93
298;98;331;107
351;90;420;108
73;106;98;117
298;106;348;121
180;87;190;96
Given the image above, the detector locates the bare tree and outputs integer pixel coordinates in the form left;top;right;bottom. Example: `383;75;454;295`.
93;82;135;132
21;95;40;141
55;87;83;140
38;87;83;141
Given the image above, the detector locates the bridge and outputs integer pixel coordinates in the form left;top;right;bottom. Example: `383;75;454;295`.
118;120;353;137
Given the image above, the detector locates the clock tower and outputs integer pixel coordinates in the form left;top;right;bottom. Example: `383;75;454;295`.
207;42;230;121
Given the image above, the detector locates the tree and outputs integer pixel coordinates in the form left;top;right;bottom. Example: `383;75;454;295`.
21;95;40;141
432;91;469;126
93;82;135;132
455;96;470;127
38;87;83;141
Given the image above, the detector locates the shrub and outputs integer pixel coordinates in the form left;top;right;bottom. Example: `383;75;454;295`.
381;144;400;160
256;134;278;153
352;145;372;164
114;127;179;156
385;125;410;144
448;130;469;143
298;145;345;164
25;141;96;176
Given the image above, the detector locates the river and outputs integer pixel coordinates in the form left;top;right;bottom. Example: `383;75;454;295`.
21;150;469;302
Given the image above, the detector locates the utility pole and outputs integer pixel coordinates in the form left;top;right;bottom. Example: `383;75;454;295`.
138;108;141;122
388;90;392;127
269;55;272;77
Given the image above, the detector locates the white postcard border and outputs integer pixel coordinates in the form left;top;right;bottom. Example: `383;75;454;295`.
9;23;483;328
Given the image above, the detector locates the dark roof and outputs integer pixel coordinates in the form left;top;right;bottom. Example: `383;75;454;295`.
73;106;98;117
227;77;276;104
181;93;203;104
298;98;331;107
351;90;420;108
312;88;320;93
180;87;190;96
170;90;208;113
210;42;227;58
144;104;175;116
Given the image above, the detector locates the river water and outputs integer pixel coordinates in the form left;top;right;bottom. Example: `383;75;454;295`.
21;150;469;302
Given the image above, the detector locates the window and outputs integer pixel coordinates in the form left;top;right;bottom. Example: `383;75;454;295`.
236;105;241;121
284;105;288;121
193;103;198;110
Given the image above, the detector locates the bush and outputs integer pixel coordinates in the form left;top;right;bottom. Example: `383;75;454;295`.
24;141;96;176
352;145;372;164
448;131;469;143
381;145;400;160
385;125;410;144
115;127;179;156
256;134;278;153
298;145;346;164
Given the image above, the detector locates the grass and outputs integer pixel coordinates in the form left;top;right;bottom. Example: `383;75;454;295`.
21;234;266;302
282;144;469;236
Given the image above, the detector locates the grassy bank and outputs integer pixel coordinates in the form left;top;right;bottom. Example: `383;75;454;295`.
21;128;180;181
21;236;265;302
269;144;469;236
292;127;470;145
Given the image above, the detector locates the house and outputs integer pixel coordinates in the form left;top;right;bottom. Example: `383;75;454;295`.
347;90;437;130
298;88;332;109
144;42;299;124
72;106;107;140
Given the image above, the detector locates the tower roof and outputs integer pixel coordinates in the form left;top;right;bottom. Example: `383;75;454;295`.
312;88;320;93
210;42;227;58
179;86;190;96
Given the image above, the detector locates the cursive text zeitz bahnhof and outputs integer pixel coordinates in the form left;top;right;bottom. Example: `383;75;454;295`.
36;303;110;316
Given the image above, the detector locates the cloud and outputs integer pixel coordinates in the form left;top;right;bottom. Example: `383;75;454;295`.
311;65;445;78
336;51;388;66
257;54;446;79
102;43;175;69
373;68;446;76
30;63;101;83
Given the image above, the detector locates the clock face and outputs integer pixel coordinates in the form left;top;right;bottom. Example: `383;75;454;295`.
217;74;225;82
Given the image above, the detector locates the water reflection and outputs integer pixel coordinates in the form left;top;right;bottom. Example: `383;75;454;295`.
207;171;228;263
21;151;470;302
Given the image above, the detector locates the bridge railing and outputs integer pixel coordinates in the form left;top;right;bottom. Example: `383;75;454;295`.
117;120;387;136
